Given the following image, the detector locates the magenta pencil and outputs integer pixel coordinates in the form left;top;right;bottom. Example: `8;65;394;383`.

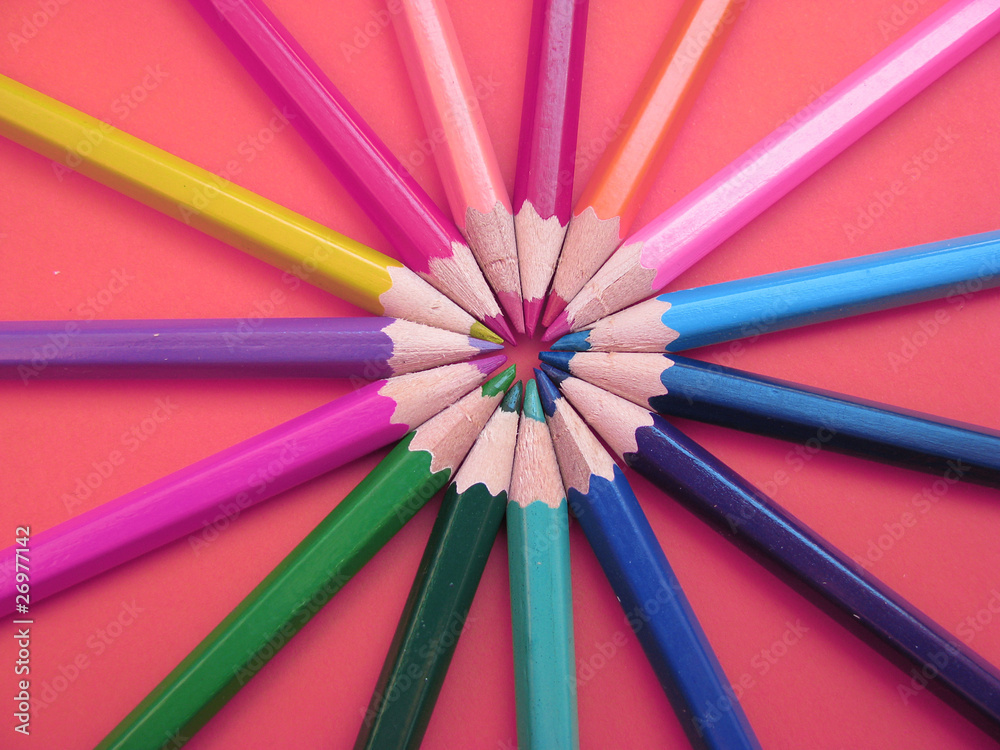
190;0;514;343
0;357;505;615
544;0;1000;339
0;317;501;380
513;0;589;335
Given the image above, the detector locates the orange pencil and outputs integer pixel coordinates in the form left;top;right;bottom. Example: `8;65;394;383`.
542;0;743;327
393;0;524;333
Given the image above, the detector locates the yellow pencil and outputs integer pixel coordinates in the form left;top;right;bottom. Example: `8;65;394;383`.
0;74;499;342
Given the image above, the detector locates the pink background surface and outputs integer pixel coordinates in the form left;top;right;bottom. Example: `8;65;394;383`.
1;1;999;748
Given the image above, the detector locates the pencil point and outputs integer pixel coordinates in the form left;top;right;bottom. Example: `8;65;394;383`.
474;354;508;376
541;311;571;342
541;292;568;328
501;380;524;412
538;351;573;372
522;297;544;337
550;330;590;351
533;369;563;417
482;364;516;395
471;337;505;353
537;363;570;387
471;322;504;344
521;379;545;422
482;313;517;345
497;289;527;335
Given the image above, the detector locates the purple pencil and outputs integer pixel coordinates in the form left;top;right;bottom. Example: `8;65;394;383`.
513;0;589;335
189;0;515;343
0;317;502;381
0;356;506;615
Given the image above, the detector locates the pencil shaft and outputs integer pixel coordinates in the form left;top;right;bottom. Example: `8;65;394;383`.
0;74;490;339
0;317;500;380
0;358;504;614
627;414;1000;729
192;0;511;340
507;499;578;750
544;352;1000;487
356;482;508;750
95;432;452;750
552;0;1000;334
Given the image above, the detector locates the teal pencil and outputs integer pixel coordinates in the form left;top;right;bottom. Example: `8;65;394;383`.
507;379;579;750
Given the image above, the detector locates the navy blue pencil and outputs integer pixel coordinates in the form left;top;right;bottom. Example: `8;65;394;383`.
540;365;1000;733
539;351;1000;488
551;228;1000;353
534;370;761;750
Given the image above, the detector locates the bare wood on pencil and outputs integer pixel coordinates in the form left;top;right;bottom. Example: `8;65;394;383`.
465;201;524;331
556;377;653;458
564;241;655;332
544;398;616;496
453;404;520;495
563;353;671;404
516;201;568;306
510;417;564;509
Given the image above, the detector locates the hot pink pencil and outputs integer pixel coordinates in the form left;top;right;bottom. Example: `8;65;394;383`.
544;0;1000;339
191;0;515;343
514;0;589;335
0;357;505;615
393;0;525;334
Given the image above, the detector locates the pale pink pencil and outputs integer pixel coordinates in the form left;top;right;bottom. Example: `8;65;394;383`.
543;0;1000;339
393;0;524;334
514;0;590;335
0;357;505;614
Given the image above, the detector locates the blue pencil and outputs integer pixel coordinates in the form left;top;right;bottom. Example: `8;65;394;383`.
543;366;1000;734
539;351;1000;488
535;370;761;750
551;229;1000;352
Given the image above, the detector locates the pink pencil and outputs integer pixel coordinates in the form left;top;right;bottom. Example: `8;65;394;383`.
191;0;515;343
544;0;1000;339
514;0;589;335
0;357;505;615
393;0;525;334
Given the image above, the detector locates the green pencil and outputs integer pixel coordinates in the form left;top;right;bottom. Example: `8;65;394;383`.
507;378;580;750
356;381;523;749
96;365;516;750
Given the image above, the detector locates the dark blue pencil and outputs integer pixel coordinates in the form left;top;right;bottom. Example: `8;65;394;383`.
550;228;1000;353
539;351;1000;488
540;365;1000;733
535;370;761;750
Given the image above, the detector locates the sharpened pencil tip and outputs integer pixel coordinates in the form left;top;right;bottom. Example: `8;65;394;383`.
474;354;508;376
522;297;544;337
482;313;517;345
471;321;504;344
501;380;524;412
533;369;563;417
537;363;570;386
550;330;590;351
541;292;568;328
471;336;505;353
521;379;545;422
482;364;516;395
537;351;573;371
541;311;570;342
496;290;527;335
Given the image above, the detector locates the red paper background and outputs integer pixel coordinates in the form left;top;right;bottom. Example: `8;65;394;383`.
1;1;999;748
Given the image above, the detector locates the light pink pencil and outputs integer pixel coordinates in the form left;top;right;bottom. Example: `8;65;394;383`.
393;0;525;334
0;357;505;614
543;0;1000;339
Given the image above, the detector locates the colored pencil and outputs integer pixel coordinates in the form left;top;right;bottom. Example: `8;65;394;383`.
392;0;524;333
534;371;761;750
551;371;1000;731
507;379;579;750
542;0;743;328
540;352;1000;488
513;0;589;335
0;317;503;381
551;228;1000;353
190;0;514;343
0;75;498;343
94;365;517;750
356;381;523;750
543;0;1000;339
0;357;506;616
